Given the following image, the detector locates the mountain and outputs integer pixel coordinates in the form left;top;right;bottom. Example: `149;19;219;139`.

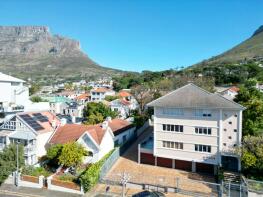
194;25;263;66
0;26;123;81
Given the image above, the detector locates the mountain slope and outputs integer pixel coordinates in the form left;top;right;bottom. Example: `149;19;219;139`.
0;26;123;80
194;25;263;66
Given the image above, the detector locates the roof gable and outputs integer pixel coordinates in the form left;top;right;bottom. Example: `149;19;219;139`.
147;83;244;110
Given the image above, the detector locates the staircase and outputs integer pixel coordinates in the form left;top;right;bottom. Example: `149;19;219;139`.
223;171;241;184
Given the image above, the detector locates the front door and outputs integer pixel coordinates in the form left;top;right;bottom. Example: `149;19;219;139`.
221;156;238;172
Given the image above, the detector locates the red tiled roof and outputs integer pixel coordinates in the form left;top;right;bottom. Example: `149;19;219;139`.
120;99;130;106
229;86;239;92
92;88;110;93
118;91;131;97
49;124;106;145
75;93;90;100
108;119;133;135
18;111;60;134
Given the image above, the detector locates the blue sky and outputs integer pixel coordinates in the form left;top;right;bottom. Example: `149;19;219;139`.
0;0;263;72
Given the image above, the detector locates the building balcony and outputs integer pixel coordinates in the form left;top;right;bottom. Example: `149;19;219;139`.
24;145;37;155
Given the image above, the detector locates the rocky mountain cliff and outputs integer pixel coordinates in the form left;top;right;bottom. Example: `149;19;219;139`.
0;26;122;81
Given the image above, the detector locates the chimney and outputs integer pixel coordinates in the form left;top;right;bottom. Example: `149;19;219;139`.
51;120;57;129
71;115;76;123
102;121;108;129
61;118;67;126
106;116;112;122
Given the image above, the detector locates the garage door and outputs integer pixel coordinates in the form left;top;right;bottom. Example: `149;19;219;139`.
174;160;192;171
140;153;155;165
196;163;214;174
157;157;172;168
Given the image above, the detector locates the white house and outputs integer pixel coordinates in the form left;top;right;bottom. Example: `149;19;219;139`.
220;86;240;100
48;122;114;163
0;111;60;165
107;118;136;146
90;88;115;102
0;72;29;113
140;83;245;175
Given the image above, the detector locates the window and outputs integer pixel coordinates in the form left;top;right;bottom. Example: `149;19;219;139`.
234;114;238;117
163;141;183;150
123;135;127;142
224;129;227;131
223;143;226;146
194;144;212;153
194;109;212;117
234;129;237;132
195;127;212;135
162;124;183;133
163;108;184;116
229;121;232;124
228;136;232;139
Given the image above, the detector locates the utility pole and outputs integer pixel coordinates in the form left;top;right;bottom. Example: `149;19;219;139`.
120;172;130;197
15;141;20;187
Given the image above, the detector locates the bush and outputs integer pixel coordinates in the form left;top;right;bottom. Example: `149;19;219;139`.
22;166;51;177
57;174;77;182
80;150;114;192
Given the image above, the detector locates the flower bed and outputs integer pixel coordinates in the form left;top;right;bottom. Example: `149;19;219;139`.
22;165;52;177
51;178;81;191
21;175;39;183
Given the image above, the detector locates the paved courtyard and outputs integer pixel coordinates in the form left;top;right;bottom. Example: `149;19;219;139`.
105;126;218;195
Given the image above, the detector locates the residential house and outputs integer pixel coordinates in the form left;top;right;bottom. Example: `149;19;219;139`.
0;72;29;113
60;101;84;118
107;118;136;146
74;93;91;105
90;88;115;102
0;111;60;165
220;86;240;100
140;83;244;174
47;122;114;163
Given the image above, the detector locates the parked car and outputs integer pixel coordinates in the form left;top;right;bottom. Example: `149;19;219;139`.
132;191;165;197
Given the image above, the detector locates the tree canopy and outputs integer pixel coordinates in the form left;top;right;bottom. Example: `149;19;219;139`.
83;102;117;125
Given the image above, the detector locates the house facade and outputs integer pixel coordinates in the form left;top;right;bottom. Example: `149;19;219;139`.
48;122;114;163
90;88;115;102
0;72;29;113
141;83;244;174
0;111;60;165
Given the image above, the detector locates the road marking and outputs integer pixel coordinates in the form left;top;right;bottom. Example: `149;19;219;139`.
0;190;43;197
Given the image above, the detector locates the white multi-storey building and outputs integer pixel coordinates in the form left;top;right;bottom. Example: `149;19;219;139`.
90;88;115;102
0;72;29;113
139;83;244;174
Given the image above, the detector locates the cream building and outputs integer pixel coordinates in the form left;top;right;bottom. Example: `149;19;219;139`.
141;83;245;174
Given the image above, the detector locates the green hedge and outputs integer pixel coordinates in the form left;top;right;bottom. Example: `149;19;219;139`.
22;166;51;177
79;150;114;192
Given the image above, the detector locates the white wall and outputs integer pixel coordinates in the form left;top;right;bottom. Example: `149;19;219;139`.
98;129;114;161
36;131;53;158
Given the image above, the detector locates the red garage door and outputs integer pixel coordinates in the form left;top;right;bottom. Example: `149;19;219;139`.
140;153;155;165
196;163;214;174
157;157;172;168
174;160;192;171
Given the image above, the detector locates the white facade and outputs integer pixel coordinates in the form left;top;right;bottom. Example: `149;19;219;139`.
0;72;30;112
90;89;115;102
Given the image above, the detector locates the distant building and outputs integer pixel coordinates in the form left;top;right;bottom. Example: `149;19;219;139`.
220;86;240;100
90;88;115;102
74;93;91;105
140;83;245;174
0;72;29;114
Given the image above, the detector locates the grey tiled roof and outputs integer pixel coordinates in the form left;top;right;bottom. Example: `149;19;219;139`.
147;83;245;110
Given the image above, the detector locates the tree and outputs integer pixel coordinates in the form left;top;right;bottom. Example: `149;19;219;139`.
30;96;46;103
234;81;263;136
58;142;87;168
238;135;263;180
0;144;24;185
46;144;63;165
29;83;41;95
83;102;117;125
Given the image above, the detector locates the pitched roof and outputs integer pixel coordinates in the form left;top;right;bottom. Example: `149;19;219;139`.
75;93;90;100
49;124;106;145
91;87;109;93
228;86;240;93
108;119;134;136
0;72;25;83
147;83;245;110
17;111;60;134
118;91;131;97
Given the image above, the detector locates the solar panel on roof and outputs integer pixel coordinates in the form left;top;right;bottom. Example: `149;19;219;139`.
20;114;44;131
32;113;49;122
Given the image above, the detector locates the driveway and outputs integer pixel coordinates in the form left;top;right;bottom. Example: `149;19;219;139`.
105;126;217;195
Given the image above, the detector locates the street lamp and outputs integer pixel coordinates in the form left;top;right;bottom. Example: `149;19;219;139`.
15;141;20;187
120;172;130;197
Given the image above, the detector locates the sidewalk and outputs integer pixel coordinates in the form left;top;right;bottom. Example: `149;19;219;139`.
0;184;82;197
